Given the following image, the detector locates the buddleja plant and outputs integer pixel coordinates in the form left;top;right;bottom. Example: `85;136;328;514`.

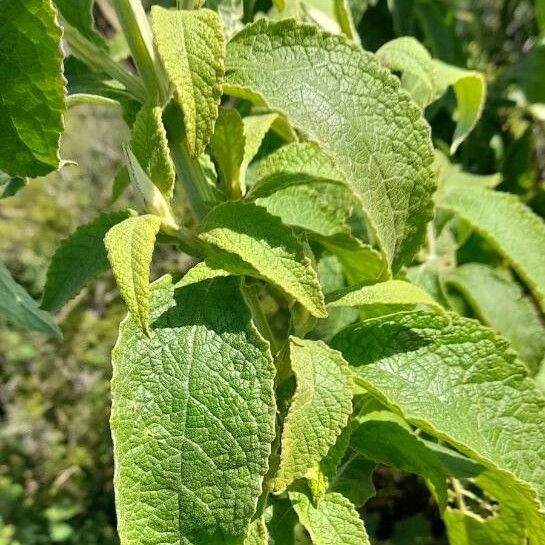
2;0;545;543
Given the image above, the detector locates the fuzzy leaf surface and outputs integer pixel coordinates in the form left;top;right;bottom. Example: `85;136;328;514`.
0;0;65;177
105;215;161;334
326;279;444;314
130;105;175;198
225;20;435;271
275;338;353;491
199;201;326;317
332;311;545;541
447;263;545;373
437;182;545;314
111;275;275;545
152;7;224;157
289;489;370;545
42;211;132;311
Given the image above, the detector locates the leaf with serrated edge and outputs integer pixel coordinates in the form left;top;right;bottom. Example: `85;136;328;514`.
289;488;370;545
437;182;545;314
326;279;445;315
225;20;435;271
0;0;66;177
130;105;175;198
152;7;225;157
332;311;545;541
447;263;545;374
0;261;60;336
274;338;353;491
105;215;161;335
111;275;275;545
199;201;327;317
351;411;448;511
42;211;132;311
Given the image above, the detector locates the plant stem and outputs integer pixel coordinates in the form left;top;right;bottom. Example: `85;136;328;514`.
243;283;280;353
62;22;146;102
110;0;169;104
451;477;467;512
169;134;218;221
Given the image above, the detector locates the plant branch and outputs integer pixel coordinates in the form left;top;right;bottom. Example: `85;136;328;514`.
243;283;280;354
110;0;169;103
62;21;146;101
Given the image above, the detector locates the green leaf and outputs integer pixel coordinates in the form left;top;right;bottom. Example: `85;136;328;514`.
256;142;342;182
199;201;327;317
326;279;445;315
0;261;60;336
274;338;353;491
310;254;359;341
351;411;448;510
210;107;246;198
151;7;225;157
0;172;27;199
54;0;107;48
332;311;545;541
225;19;435;271
376;37;436;108
111;275;276;545
329;454;376;508
435;151;500;189
376;37;486;153
241;113;278;180
446;264;545;374
253;176;354;238
245;518;268;545
41;211;132;312
433;60;486;154
444;472;527;545
104;214;162;335
0;0;66;177
437;182;545;314
315;234;390;285
177;253;257;288
289;489;370;545
130;105;176;199
207;0;244;40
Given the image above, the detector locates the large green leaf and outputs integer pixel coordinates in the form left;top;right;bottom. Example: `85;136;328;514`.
0;261;60;337
104;215;161;335
0;0;66;177
54;0;107;48
151;7;225;157
199;201;327;317
289;488;370;545
437;182;545;314
447;264;545;374
225;20;435;271
111;275;275;545
130;105;175;199
332;311;545;541
274;338;353;491
351;411;448;510
41;211;132;312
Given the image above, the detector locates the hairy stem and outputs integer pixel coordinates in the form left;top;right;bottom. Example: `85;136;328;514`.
110;0;169;103
243;283;280;354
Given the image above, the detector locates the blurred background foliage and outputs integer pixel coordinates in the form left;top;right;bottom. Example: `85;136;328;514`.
1;0;545;543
